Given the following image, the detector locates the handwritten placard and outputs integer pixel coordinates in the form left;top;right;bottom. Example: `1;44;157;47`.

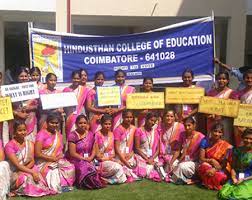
96;86;121;107
234;104;252;127
40;92;78;110
126;92;164;109
1;82;39;102
198;96;240;117
0;97;14;122
165;87;205;104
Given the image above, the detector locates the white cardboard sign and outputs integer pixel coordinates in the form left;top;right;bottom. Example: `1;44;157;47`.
40;92;78;110
1;82;39;102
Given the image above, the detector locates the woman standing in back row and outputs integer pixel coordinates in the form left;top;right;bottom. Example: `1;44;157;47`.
112;70;135;130
63;70;91;136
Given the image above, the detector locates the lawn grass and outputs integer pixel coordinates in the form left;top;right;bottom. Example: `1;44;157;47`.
14;180;218;200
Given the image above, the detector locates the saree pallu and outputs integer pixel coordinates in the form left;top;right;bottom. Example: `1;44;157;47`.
95;131;127;184
97;160;127;184
171;131;204;183
218;147;252;199
87;89;103;133
36;130;75;193
134;127;161;181
0;161;11;200
114;125;139;181
10;100;38;142
64;86;90;136
198;139;232;190
72;160;103;189
66;130;103;189
112;85;135;130
207;88;233;143
158;122;184;167
5;139;54;197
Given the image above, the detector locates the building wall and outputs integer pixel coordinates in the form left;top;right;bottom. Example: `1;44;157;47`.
56;0;247;68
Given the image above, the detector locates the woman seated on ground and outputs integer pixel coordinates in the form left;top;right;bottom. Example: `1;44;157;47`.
134;112;162;181
158;110;185;179
94;114;127;184
35;113;75;193
198;123;232;190
170;117;205;184
66;114;103;189
0;139;11;200
5;120;54;197
114;110;139;182
218;128;252;199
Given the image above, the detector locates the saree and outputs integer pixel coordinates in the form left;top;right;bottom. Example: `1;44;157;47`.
35;129;75;193
174;85;197;122
171;131;205;184
10;100;38;142
134;127;161;181
198;138;232;190
5;139;54;197
158;122;184;167
114;124;139;181
95;131;127;184
218;147;252;199
64;85;90;136
0;140;11;200
112;85;135;130
66;130;103;189
207;88;233;143
231;89;252;146
87;88;107;133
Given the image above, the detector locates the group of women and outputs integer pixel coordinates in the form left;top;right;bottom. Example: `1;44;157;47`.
0;64;252;200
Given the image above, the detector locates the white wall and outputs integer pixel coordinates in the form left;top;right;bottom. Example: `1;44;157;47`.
0;0;56;12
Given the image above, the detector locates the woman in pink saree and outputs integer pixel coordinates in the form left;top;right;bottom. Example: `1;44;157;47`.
170;117;205;184
134;112;162;181
86;71;113;133
0;139;11;200
30;67;45;91
198;123;232;190
35;113;75;193
11;67;38;142
174;69;198;122
114;110;139;182
94;114;127;184
63;70;91;136
39;73;63;130
66;114;103;189
231;69;252;147
158;110;185;177
207;71;233;143
112;70;135;130
5;120;55;197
